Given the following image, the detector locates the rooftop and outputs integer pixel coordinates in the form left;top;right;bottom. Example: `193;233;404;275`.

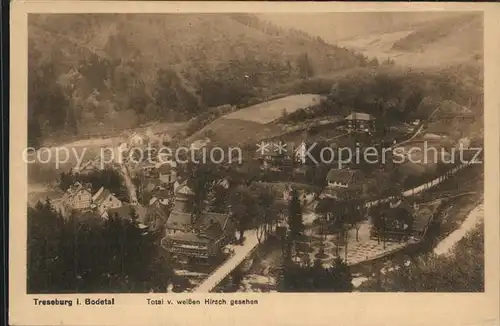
345;112;375;121
64;182;92;200
151;188;171;199
386;198;415;216
175;184;194;196
166;231;211;244
92;187;114;205
326;168;365;183
166;210;193;231
158;163;175;174
195;212;232;232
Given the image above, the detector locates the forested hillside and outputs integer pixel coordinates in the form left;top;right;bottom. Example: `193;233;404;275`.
279;63;483;130
391;13;482;54
28;13;373;147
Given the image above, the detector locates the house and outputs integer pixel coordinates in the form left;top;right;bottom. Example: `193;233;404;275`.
158;163;177;185
61;182;93;211
324;168;367;199
149;188;172;207
173;180;184;193
457;137;471;149
144;178;162;192
259;142;295;172
144;203;171;231
91;186;122;216
294;142;308;164
162;212;236;260
141;162;157;176
293;141;319;166
149;196;170;210
128;132;146;147
169;183;194;215
161;185;236;259
75;160;98;175
345;112;376;133
158;132;172;146
369;197;415;241
326;168;365;191
75;152;115;174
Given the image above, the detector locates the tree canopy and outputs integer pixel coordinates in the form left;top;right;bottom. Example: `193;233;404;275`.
277;257;353;292
358;222;484;292
27;201;173;293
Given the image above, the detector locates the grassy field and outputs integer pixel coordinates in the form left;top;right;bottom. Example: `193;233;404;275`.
186;94;325;147
222;94;323;124
187;118;285;147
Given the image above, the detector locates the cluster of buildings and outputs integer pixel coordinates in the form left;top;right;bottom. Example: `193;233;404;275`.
53;128;237;262
51;180;170;232
257;112;377;171
52;174;236;262
257;111;401;199
51;109;434;261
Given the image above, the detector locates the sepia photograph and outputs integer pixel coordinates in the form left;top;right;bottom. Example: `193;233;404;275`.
9;2;500;326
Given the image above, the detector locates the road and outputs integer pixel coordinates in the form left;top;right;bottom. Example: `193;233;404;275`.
390;106;442;149
192;230;260;292
119;164;138;204
433;202;484;255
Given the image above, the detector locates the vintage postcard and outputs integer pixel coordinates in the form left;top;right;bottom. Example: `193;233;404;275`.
9;1;500;326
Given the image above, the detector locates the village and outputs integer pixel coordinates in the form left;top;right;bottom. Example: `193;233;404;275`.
40;95;483;293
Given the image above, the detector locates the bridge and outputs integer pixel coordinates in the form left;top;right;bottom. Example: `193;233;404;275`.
192;229;261;293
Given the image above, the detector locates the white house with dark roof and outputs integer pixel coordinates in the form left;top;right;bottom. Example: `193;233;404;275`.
61;181;93;211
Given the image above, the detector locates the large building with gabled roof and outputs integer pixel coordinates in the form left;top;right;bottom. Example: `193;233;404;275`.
345;112;376;133
161;184;236;260
91;186;123;215
60;181;93;211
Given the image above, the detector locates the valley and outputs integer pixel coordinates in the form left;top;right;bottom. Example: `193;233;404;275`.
26;12;485;295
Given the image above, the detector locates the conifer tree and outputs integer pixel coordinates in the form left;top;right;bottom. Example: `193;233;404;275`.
287;189;304;240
